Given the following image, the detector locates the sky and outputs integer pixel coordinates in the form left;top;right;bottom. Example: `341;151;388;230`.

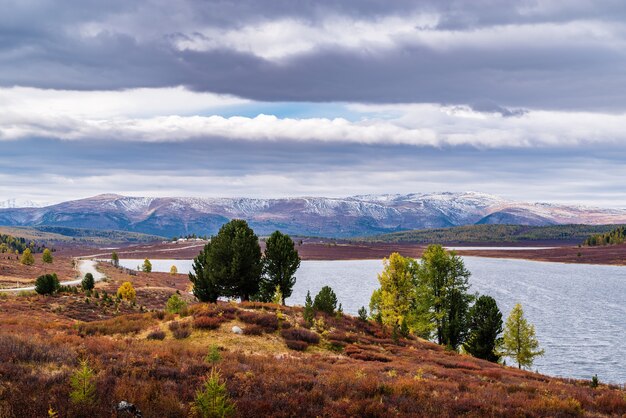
1;0;626;207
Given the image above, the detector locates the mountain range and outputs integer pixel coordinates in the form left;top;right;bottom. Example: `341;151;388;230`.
0;192;625;238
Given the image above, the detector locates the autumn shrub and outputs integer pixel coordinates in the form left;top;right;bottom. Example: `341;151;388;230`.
281;328;320;344
169;321;192;339
243;325;264;336
193;316;225;330
344;345;392;362
0;333;73;364
147;329;166;340
285;340;309;351
238;311;279;332
153;310;166;320
77;314;155;336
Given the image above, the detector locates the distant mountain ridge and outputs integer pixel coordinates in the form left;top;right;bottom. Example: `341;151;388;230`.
0;192;625;238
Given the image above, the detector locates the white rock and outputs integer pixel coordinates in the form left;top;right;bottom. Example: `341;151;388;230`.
231;326;243;335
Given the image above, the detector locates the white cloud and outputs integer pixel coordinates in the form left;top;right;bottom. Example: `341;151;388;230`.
2;87;626;149
173;14;439;59
171;15;624;60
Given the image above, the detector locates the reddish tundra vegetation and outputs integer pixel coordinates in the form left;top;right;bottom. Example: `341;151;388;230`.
0;257;625;418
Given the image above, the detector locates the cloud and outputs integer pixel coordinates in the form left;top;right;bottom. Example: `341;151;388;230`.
1;88;626;149
1;1;626;109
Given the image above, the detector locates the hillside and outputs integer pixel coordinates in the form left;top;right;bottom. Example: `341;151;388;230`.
1;192;626;238
0;226;163;246
361;224;623;244
1;270;624;417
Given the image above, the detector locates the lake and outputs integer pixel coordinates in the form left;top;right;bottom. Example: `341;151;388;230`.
119;257;626;383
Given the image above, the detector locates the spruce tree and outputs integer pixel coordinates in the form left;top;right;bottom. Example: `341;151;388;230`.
189;220;262;302
463;295;503;362
261;231;300;304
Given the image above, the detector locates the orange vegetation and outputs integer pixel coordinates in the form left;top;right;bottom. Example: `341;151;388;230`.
0;283;624;417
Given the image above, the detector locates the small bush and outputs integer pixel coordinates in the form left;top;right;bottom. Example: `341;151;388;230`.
147;330;166;340
166;293;187;314
35;273;60;295
81;273;95;291
243;325;264;335
285;340;309;351
313;286;337;314
153;310;166;320
169;321;192;339
281;328;320;344
238;311;279;332
117;282;136;302
193;316;224;330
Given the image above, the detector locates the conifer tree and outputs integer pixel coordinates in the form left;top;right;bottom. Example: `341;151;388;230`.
20;248;34;265
261;231;300;304
42;248;53;263
69;359;96;405
463;295;503;362
501;303;544;369
192;369;235;418
303;291;315;326
111;251;119;267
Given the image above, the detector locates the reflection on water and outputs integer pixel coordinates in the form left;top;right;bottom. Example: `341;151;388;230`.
119;257;626;383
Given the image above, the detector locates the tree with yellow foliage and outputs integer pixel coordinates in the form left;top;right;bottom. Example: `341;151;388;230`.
117;282;136;303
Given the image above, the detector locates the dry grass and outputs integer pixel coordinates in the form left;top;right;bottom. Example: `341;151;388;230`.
0;287;624;417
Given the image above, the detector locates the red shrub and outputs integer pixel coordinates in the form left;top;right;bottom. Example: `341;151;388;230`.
146;329;166;340
286;340;309;351
238;311;279;332
281;328;320;344
243;325;264;335
193;316;225;330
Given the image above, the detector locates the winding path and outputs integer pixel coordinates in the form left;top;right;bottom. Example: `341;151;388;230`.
0;259;106;292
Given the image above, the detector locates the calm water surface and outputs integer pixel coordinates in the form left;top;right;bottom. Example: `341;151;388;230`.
119;257;626;383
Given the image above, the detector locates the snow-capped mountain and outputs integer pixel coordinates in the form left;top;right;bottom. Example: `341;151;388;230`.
0;192;624;238
0;198;45;209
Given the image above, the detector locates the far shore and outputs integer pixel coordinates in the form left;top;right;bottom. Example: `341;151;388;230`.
54;239;626;266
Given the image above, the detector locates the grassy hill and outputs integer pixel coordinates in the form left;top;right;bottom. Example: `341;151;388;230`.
360;224;624;244
0;226;163;245
0;259;623;417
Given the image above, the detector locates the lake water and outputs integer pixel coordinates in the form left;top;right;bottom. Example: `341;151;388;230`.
119;257;626;383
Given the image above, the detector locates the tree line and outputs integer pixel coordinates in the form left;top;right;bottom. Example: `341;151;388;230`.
0;233;50;254
367;246;544;369
189;219;301;304
187;220;544;369
583;226;625;246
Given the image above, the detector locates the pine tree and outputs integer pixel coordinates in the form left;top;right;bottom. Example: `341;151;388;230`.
142;258;152;273
166;293;187;314
69;359;96;405
303;291;314;326
35;273;60;295
190;220;262;302
463;295;503;362
111;251;119;267
20;248;34;265
313;286;337;314
192;369;235;418
261;231;300;304
42;248;53;263
189;242;220;303
501;303;544;369
81;273;95;291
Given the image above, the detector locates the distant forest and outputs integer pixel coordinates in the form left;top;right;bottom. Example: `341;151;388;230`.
360;224;623;244
0;233;45;254
583;226;626;246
